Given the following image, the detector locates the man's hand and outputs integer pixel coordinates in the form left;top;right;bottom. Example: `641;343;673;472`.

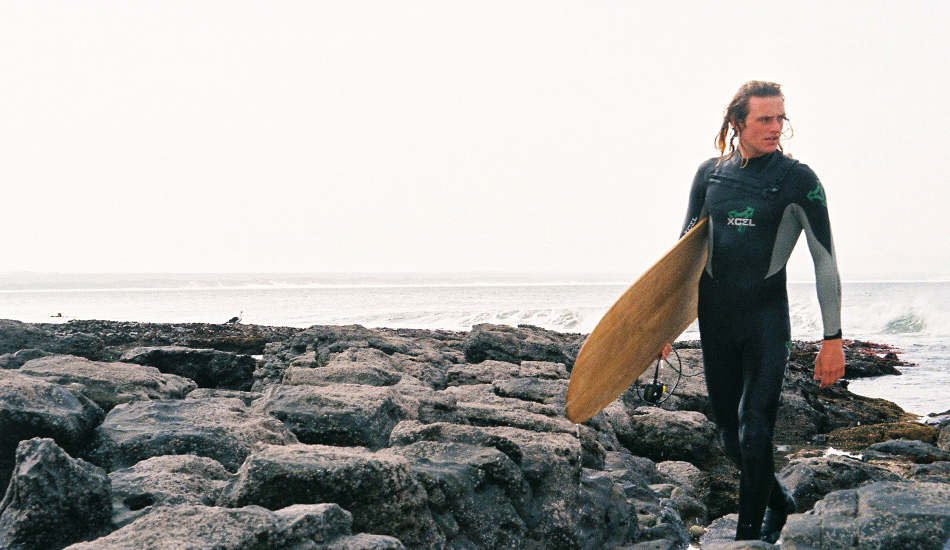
660;343;673;360
814;338;845;389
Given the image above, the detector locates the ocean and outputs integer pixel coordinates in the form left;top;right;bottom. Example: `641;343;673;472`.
1;272;948;416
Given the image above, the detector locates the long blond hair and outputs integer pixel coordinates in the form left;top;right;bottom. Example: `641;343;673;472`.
715;81;785;161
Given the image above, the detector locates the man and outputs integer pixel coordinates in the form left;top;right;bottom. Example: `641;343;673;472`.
676;81;845;542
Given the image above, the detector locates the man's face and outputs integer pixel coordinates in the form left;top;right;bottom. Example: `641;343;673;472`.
736;95;786;158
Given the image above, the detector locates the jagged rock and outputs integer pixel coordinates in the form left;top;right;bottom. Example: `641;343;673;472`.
284;347;404;387
64;504;292;549
0;348;51;369
256;325;413;384
18;354;197;411
87;397;297;471
864;438;950;464
389;421;524;464
656;461;703;497
388;441;532;549
217;443;442;550
608;405;717;465
493;377;569;406
0;438;111;550
253;384;401;448
120;345;257;390
825;421;938;449
389;385;462;425
446;360;569;387
109;454;232;527
187;387;263;405
782;481;950;550
699;514;777;549
444;383;577;436
931;414;950;451
0;371;104;488
475;427;588;549
0;319;106;359
462;324;575;367
40;319;299;357
777;454;901;512
576;468;636;549
909;461;950;483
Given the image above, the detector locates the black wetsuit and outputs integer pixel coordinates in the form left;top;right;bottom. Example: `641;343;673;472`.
681;150;841;537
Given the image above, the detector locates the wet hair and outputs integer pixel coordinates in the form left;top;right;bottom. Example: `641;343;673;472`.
715;81;785;160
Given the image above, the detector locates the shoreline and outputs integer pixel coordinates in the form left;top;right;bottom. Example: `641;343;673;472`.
1;318;948;549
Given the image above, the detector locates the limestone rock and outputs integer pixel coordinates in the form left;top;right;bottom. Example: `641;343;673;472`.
778;454;901;511
217;444;441;549
88;397;297;471
782;481;950;550
253;384;401;449
0;438;111;550
109;454;232;527
19;354;197;411
120;345;257;390
0;371;104;488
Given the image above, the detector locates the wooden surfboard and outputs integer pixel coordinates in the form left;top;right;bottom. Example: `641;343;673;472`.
565;217;709;423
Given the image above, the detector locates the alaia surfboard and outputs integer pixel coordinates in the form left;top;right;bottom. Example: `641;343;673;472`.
565;217;709;423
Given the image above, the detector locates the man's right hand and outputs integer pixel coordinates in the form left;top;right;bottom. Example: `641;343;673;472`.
660;343;673;360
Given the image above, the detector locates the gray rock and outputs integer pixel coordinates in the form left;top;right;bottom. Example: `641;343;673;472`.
120;345;257;391
388;441;530;549
778;454;901;511
445;360;568;387
0;319;105;359
616;540;684;550
284;347;404;387
256;325;413;384
88;397;297;471
462;324;574;367
64;504;283;550
109;454;232;527
608;405;717;465
389;421;524;464
0;370;104;488
782;481;950;550
389;386;462;425
0;438;111;550
909;461;950;483
576;468;636;549
493;377;569;406
253;384;401;449
325;533;407;550
186;387;263;405
68;501;406;550
865;438;950;464
0;348;51;369
217;443;442;550
19;354;197;411
699;514;777;549
656;460;703;496
474;426;597;549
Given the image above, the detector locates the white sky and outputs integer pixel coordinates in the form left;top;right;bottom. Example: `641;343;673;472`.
1;1;948;278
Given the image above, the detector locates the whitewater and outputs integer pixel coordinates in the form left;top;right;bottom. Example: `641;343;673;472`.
1;273;947;415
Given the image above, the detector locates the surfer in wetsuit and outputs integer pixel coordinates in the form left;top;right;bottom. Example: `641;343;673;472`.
671;81;845;542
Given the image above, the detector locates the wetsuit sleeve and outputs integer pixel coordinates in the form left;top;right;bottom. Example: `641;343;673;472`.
791;167;842;339
681;161;710;237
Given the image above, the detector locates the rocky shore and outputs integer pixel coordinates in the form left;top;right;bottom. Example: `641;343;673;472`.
1;318;949;550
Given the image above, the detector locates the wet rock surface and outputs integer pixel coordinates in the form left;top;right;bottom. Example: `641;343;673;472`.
0;320;940;549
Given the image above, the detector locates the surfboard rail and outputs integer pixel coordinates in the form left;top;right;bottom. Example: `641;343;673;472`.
565;217;709;423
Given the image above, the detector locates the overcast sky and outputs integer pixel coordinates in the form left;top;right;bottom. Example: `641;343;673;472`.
1;1;947;278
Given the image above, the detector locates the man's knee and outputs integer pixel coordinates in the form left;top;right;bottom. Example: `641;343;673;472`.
738;412;774;458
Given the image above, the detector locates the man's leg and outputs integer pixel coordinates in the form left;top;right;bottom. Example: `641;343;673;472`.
734;299;792;540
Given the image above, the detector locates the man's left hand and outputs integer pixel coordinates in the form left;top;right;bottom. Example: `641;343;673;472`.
814;338;845;389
